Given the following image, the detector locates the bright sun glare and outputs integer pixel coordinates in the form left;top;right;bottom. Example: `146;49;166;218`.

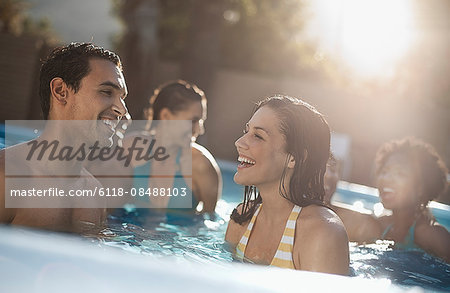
311;0;414;77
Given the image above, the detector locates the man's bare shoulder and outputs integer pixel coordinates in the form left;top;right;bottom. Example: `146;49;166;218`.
0;142;33;191
1;140;42;170
2;141;31;157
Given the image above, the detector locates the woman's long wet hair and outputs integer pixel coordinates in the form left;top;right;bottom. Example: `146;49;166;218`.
231;95;331;224
144;80;206;129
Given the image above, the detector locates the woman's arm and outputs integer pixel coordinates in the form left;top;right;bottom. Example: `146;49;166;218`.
333;205;382;243
225;203;248;249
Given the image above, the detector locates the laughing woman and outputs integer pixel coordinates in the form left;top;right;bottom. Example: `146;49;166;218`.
334;137;450;262
225;95;349;274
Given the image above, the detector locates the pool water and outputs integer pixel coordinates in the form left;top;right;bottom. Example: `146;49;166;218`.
2;125;450;291
101;207;233;265
93;165;241;265
89;162;450;292
350;243;450;290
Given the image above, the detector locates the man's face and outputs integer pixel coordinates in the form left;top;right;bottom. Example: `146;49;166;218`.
65;58;128;146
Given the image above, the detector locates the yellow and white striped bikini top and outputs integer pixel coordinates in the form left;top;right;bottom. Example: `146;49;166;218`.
235;203;302;269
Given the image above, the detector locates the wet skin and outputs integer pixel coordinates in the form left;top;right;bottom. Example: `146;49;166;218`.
376;153;419;211
332;152;450;262
123;100;221;212
161;102;221;212
226;106;349;274
0;58;128;233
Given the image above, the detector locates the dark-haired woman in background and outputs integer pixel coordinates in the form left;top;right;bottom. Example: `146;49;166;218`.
125;80;221;213
337;137;450;262
225;95;349;274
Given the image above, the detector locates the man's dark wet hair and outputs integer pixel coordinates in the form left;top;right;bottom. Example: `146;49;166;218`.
375;137;448;206
231;95;331;224
39;42;122;119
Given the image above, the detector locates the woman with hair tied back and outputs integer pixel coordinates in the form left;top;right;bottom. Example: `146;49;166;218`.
225;95;349;274
125;80;221;213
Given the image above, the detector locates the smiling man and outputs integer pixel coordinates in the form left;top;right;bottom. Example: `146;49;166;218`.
0;43;128;233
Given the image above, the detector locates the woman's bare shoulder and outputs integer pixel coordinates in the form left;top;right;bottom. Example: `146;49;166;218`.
295;205;349;275
192;143;220;172
415;220;450;262
298;205;347;235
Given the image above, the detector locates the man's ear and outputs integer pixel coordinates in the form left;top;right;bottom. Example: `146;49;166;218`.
50;77;69;105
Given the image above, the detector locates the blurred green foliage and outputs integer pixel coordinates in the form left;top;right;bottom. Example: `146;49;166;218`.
0;0;58;43
113;0;323;78
219;0;316;76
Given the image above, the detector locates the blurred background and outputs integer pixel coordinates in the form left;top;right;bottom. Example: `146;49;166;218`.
0;0;449;201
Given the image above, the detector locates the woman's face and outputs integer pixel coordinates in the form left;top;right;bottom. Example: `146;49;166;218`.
234;106;290;190
163;101;205;142
376;153;420;210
